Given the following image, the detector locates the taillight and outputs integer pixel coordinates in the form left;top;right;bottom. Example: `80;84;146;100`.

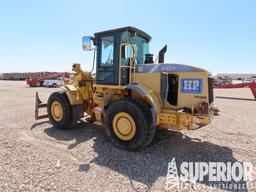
199;102;209;113
88;98;94;109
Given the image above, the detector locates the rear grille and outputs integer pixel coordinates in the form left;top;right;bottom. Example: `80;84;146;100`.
208;77;214;104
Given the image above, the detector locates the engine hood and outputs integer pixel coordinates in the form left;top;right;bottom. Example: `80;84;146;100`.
136;63;209;74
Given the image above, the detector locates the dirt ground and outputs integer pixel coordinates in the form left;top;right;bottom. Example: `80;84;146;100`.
0;80;256;192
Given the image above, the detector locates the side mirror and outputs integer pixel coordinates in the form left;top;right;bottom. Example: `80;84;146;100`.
82;36;92;51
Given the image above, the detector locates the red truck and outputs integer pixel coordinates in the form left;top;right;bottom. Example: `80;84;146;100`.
27;72;69;87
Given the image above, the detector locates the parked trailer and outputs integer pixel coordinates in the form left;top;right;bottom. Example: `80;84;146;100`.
215;82;256;100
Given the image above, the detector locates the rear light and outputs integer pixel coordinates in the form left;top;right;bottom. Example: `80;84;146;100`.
88;98;94;109
199;102;209;113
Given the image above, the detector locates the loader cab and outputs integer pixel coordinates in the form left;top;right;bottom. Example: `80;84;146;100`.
92;26;151;85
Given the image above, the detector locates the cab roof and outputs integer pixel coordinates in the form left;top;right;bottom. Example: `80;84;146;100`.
94;26;152;42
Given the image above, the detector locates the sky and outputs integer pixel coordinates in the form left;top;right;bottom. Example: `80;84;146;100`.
0;0;255;74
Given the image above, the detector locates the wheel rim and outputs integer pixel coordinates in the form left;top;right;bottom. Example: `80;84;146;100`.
51;101;63;121
112;112;136;141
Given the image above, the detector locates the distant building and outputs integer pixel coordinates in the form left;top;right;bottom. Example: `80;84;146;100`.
217;73;256;80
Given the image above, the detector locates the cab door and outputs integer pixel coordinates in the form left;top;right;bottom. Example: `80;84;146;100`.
96;34;119;85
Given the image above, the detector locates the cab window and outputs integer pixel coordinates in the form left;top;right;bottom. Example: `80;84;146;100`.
121;45;134;66
100;36;114;67
121;31;149;64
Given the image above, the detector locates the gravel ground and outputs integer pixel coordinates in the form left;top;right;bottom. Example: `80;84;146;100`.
0;80;256;192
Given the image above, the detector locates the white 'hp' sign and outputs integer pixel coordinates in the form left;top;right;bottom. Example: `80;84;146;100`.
181;78;203;94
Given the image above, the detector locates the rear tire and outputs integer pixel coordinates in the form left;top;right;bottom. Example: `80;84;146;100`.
47;92;83;130
105;99;155;151
52;83;57;88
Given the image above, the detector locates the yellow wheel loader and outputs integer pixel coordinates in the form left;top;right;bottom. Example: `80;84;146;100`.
36;26;218;151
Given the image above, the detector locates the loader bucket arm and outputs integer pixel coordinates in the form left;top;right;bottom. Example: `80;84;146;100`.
35;92;48;120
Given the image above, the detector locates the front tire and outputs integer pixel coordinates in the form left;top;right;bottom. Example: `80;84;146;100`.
35;82;40;87
47;92;83;130
105;99;155;151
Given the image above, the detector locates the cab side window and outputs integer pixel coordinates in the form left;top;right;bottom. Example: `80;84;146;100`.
121;45;134;66
100;36;114;67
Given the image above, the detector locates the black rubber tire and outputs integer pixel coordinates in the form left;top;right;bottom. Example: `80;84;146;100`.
52;83;57;88
105;99;156;151
35;82;40;87
47;92;82;130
